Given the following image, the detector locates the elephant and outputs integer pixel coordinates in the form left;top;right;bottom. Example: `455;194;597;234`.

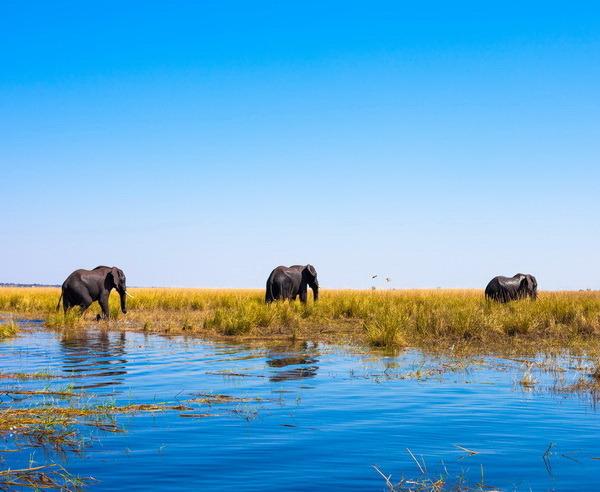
265;265;319;303
485;273;538;303
57;266;128;318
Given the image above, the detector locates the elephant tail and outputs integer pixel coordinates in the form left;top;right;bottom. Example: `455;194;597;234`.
56;292;63;311
265;275;276;303
265;280;273;303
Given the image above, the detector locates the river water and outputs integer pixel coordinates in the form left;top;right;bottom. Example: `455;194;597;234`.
1;321;600;491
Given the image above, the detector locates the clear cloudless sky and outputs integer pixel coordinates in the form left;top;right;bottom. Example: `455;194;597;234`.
1;1;599;289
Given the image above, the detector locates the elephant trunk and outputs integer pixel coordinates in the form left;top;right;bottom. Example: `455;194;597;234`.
310;282;319;301
119;289;128;314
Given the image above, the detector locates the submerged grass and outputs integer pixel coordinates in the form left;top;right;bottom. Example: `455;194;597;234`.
0;400;192;490
0;371;61;380
0;463;90;491
2;287;600;352
0;319;18;339
0;403;192;437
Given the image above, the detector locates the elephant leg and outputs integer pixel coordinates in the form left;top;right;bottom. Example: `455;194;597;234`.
279;281;291;301
98;294;110;319
63;296;71;314
79;299;93;315
299;289;307;303
64;292;91;314
269;282;281;302
70;289;94;316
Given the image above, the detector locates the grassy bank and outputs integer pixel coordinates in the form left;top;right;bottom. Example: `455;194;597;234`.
1;287;600;352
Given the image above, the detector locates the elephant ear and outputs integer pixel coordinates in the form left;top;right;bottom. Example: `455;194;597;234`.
109;267;120;289
519;276;529;292
529;275;537;289
305;265;317;280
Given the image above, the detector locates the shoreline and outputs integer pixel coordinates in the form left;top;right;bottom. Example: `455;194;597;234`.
1;287;600;357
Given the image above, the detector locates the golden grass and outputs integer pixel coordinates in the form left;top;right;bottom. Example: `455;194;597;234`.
2;287;600;352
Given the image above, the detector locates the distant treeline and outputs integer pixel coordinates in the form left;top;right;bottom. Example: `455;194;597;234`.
0;283;60;288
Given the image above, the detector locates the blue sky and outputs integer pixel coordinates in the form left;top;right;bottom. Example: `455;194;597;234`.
1;1;599;289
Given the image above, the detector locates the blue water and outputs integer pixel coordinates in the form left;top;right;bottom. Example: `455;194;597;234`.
2;322;600;491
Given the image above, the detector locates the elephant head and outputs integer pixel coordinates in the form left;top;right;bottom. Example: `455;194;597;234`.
303;264;319;301
517;273;537;300
108;267;128;314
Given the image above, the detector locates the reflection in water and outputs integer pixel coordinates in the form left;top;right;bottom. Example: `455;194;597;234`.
269;367;319;382
60;329;128;389
266;343;320;382
267;356;318;368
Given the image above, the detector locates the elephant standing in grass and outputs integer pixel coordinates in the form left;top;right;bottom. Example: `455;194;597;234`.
265;265;319;303
57;266;128;318
485;273;537;303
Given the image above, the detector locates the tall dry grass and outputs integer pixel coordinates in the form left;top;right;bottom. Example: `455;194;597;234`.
2;287;600;351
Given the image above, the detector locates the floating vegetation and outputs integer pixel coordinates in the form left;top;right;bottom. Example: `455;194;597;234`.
351;358;476;384
230;406;259;421
0;463;92;490
0;403;193;436
0;388;81;398
179;413;219;418
189;393;266;405
454;444;480;457
206;370;265;378
0;401;192;490
0;371;60;380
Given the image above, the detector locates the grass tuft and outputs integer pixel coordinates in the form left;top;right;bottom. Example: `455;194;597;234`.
364;308;407;350
0;319;18;339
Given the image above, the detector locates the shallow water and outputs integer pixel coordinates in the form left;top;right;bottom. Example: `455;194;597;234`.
2;322;600;491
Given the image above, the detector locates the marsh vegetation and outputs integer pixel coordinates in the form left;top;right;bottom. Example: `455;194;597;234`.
2;287;600;354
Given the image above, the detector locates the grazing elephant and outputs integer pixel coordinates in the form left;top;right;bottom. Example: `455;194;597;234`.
265;265;319;303
485;273;538;303
57;266;128;318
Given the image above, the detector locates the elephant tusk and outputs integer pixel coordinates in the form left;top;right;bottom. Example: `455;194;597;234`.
125;291;135;298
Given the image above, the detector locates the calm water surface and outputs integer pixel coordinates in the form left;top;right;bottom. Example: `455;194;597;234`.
1;321;600;491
